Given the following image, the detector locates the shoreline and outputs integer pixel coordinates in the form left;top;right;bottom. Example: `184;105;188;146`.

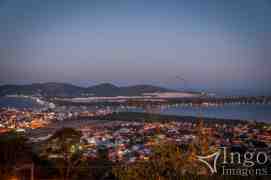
98;112;252;124
26;112;270;138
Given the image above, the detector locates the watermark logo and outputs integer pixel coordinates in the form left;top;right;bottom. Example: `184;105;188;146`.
197;150;221;174
196;147;271;176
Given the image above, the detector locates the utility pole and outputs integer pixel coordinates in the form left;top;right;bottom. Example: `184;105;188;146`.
31;163;34;180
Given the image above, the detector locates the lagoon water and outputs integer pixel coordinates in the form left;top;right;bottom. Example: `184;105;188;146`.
0;97;37;109
159;104;271;122
119;104;271;123
1;97;271;122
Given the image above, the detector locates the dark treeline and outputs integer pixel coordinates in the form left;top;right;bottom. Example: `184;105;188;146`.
82;112;249;125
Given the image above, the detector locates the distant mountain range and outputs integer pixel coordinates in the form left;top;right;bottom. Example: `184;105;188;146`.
0;82;178;97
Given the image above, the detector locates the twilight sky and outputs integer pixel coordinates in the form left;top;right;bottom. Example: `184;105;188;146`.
0;0;271;95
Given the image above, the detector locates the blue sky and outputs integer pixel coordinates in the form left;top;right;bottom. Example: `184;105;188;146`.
0;0;270;95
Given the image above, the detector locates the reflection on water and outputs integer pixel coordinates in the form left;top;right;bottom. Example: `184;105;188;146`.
1;97;271;122
119;104;271;122
0;97;36;109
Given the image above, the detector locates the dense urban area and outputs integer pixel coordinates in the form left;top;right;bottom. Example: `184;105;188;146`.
1;96;271;180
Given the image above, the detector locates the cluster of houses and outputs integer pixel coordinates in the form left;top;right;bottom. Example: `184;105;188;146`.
0;107;113;133
1;107;271;164
74;120;271;163
0;108;53;132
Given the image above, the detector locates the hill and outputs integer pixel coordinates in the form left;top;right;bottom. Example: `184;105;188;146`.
0;82;176;97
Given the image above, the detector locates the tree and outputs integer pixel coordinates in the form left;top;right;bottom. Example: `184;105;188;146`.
0;131;33;179
41;128;85;180
87;146;115;180
113;143;199;180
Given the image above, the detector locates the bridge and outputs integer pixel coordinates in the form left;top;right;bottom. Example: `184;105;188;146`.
53;96;271;108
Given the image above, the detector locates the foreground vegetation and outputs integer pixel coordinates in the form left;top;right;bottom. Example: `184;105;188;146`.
0;124;270;180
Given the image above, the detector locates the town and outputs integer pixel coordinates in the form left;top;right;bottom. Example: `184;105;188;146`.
1;106;271;166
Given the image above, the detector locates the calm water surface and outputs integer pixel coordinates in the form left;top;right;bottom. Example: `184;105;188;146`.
120;104;271;122
0;97;37;109
1;97;271;122
160;104;271;122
